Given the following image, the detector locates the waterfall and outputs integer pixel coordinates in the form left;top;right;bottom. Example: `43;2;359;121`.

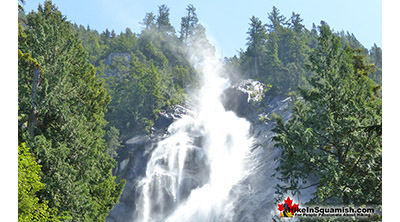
133;51;254;222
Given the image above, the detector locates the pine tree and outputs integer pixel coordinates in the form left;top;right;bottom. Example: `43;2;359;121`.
141;12;156;31
105;54;163;138
245;16;266;78
179;4;199;41
156;4;175;35
18;1;124;220
369;43;382;84
273;22;382;207
266;6;287;31
289;12;304;33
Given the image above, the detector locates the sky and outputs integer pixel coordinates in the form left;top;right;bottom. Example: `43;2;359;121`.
22;0;382;58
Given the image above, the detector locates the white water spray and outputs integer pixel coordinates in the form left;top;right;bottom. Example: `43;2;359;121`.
133;46;254;222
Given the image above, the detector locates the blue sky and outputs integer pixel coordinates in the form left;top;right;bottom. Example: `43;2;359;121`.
23;0;381;58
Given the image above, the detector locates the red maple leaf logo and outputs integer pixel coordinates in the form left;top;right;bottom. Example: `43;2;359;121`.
278;203;284;211
277;197;299;214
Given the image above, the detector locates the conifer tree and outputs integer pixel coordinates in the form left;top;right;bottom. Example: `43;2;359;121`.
156;4;175;35
266;6;287;31
273;22;382;207
179;4;199;41
141;12;156;31
18;1;124;220
245;16;266;78
18;143;67;221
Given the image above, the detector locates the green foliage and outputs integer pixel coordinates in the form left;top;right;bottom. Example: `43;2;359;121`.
239;6;381;97
141;12;156;31
156;4;175;35
180;4;199;42
239;7;310;96
105;126;122;159
71;4;201;139
266;6;288;31
105;54;163;137
243;16;267;78
369;44;382;85
18;1;124;220
273;23;381;208
18;143;68;221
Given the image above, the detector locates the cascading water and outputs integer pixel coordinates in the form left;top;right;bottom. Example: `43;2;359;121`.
132;50;254;222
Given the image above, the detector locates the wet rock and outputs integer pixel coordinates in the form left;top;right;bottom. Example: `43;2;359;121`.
107;105;190;222
220;79;316;221
178;177;200;202
152;105;190;133
108;79;316;222
221;79;266;119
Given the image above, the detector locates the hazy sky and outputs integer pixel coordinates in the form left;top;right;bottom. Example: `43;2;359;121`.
22;0;382;58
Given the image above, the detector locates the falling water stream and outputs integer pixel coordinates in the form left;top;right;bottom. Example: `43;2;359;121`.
132;53;255;222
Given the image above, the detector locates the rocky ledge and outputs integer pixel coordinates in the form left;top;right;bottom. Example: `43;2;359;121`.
107;104;191;222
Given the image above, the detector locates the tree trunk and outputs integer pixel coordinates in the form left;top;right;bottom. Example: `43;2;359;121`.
254;56;259;78
28;68;41;138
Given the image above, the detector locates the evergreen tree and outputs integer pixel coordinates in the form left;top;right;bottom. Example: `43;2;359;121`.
369;43;382;85
239;7;312;96
244;16;266;78
141;12;156;31
18;143;67;221
156;4;175;35
289;12;304;33
105;54;163;138
104;126;121;159
273;22;381;208
179;4;199;41
101;28;111;42
263;30;287;93
266;6;287;31
18;1;124;220
72;5;199;141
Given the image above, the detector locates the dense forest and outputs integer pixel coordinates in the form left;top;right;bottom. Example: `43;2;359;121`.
18;0;381;221
70;5;216;141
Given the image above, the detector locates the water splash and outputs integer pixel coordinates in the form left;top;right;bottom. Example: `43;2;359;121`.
133;48;253;222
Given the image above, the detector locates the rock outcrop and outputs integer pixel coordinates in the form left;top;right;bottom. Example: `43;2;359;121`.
221;79;316;221
107;105;190;222
102;52;133;77
104;52;133;67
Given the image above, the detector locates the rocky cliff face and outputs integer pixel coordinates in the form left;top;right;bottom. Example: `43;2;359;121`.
102;52;133;77
221;79;317;221
221;80;290;221
107;105;190;222
107;79;315;222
